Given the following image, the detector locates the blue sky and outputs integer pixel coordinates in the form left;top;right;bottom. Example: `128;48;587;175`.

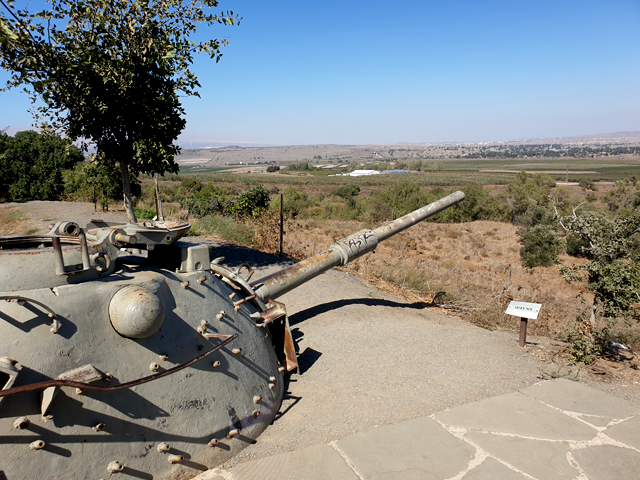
2;0;640;146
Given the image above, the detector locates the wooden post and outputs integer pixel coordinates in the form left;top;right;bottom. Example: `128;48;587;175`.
519;317;528;347
279;193;284;256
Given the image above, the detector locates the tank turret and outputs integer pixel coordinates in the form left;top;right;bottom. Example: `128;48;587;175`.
0;191;464;479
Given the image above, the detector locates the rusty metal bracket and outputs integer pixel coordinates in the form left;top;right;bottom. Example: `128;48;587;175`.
0;334;238;398
261;300;298;373
0;295;60;333
210;263;266;311
234;263;254;282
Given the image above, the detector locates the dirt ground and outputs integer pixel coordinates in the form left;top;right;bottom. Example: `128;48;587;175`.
1;200;639;468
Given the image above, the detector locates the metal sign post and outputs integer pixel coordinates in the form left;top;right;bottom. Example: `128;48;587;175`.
505;301;542;347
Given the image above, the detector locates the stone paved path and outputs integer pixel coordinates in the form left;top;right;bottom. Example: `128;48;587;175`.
195;378;640;480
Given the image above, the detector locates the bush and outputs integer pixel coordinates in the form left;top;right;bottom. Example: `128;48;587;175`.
331;185;360;199
434;183;508;223
565;233;591;258
376;180;429;217
519;225;565;267
135;205;157;220
579;178;597;191
229;185;271;217
515;204;556;228
183;184;270;219
266;165;280;173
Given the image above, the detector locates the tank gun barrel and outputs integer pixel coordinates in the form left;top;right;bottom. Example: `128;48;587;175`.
252;190;465;302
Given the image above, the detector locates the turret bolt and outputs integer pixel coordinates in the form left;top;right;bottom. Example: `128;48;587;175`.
157;443;170;452
103;373;113;384
212;361;221;369
160;354;169;361
181;281;190;289
252;410;261;419
253;395;262;403
208;439;219;447
197;320;209;335
94;423;106;432
232;348;242;355
29;440;45;450
107;461;124;472
14;417;29;429
268;383;276;390
278;366;286;373
197;276;207;284
269;376;276;383
216;311;226;320
150;363;160;372
168;455;184;464
226;429;240;439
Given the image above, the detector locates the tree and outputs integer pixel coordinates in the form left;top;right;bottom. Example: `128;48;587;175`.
1;0;240;222
64;159;141;211
558;207;640;324
0;130;83;201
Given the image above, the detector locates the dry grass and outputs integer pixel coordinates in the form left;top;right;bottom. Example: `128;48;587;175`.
0;207;33;236
257;217;592;341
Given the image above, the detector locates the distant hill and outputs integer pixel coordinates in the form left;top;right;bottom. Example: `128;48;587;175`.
510;131;640;145
175;131;640;168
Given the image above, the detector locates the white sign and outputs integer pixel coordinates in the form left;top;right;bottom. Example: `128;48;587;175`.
505;301;542;320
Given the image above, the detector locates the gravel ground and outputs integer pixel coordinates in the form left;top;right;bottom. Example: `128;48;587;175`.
3;201;639;468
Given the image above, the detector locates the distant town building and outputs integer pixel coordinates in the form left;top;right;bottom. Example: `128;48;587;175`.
330;169;380;177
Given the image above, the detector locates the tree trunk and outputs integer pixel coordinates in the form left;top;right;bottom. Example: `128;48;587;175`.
590;297;598;327
119;161;137;223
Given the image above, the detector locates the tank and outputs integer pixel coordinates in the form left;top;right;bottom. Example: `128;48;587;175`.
0;190;465;479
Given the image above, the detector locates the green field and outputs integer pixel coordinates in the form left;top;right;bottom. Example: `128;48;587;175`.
176;157;640;187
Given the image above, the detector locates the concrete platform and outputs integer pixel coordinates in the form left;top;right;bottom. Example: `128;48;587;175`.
197;379;640;480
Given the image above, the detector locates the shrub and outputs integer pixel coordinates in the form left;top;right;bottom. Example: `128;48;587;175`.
579;178;597;191
519;225;565;267
565;233;592;258
182;184;270;219
229;185;271;217
376;180;429;217
135;205;157;220
331;185;360;199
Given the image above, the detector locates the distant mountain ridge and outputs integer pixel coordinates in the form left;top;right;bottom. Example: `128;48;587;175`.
178;131;640;151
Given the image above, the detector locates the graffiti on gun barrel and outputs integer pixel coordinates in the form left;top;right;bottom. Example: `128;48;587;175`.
342;231;375;253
